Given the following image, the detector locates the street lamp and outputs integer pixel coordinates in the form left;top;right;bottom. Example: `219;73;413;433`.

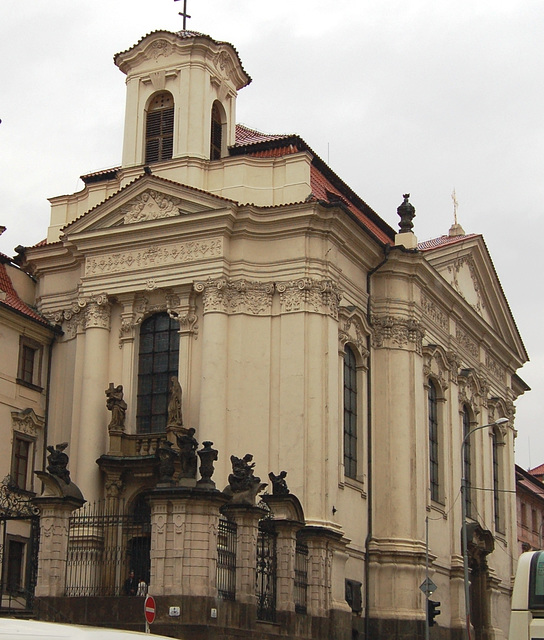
461;417;508;640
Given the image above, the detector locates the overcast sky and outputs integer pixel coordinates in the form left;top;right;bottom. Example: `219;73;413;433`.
1;0;542;469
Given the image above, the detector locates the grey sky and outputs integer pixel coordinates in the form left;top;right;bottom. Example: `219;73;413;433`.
1;0;541;469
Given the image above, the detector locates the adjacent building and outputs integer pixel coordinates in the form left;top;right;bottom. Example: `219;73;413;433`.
516;465;544;554
0;245;56;610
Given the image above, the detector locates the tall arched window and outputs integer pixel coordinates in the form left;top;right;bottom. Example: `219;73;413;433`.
344;346;358;479
462;405;473;518
136;313;179;433
145;92;174;164
210;101;224;160
428;380;439;502
492;427;505;533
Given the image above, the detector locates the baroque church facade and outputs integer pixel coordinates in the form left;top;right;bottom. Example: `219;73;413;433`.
8;27;528;640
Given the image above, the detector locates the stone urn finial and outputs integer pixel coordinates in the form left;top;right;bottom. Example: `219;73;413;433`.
397;193;416;234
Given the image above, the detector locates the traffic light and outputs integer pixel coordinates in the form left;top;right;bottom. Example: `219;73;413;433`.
427;599;441;627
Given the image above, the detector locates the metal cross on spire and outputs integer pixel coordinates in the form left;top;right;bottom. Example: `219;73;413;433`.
174;0;191;30
451;188;459;225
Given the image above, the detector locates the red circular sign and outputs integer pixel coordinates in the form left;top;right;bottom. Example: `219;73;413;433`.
145;595;156;624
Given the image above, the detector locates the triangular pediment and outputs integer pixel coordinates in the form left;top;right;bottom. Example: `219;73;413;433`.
61;175;237;237
422;234;528;364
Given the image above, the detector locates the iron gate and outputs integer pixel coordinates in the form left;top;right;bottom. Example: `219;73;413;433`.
0;475;40;612
65;497;150;597
256;517;277;622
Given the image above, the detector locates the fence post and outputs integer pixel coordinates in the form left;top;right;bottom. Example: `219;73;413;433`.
148;487;228;597
261;494;305;614
221;503;267;606
32;488;85;598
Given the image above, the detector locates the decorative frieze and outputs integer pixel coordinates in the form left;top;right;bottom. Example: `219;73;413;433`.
420;294;449;330
485;353;506;383
85;237;223;276
455;325;479;358
371;315;425;354
121;189;184;224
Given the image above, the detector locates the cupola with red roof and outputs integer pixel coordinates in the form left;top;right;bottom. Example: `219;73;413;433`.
115;30;251;168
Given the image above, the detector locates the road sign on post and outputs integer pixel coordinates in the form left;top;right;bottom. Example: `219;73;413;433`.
145;595;156;633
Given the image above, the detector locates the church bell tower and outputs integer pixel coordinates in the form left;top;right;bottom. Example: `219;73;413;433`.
114;30;251;168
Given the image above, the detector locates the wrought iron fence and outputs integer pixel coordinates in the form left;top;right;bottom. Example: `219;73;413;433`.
294;540;308;614
65;498;150;597
256;518;277;622
217;517;237;600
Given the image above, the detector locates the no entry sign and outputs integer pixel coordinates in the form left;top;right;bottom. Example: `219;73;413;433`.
144;595;156;625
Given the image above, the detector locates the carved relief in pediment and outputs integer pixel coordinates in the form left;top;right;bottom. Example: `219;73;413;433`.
12;408;45;437
144;39;174;61
338;308;369;363
422;345;451;390
457;369;489;415
121;190;183;224
213;50;236;83
447;255;485;315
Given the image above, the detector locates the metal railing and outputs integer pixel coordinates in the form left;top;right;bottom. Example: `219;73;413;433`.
217;517;237;600
294;541;308;614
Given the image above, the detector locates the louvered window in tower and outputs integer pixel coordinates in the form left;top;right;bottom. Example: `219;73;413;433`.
145;92;174;164
210;102;223;160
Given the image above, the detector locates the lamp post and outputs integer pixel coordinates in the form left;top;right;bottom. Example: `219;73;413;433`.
460;417;508;640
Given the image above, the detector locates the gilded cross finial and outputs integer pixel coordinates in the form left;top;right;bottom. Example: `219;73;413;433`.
174;0;191;30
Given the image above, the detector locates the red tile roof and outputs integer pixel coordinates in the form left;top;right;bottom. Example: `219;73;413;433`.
418;233;479;251
529;463;544;477
0;258;51;326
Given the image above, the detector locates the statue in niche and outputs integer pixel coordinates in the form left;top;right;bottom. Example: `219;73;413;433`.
156;439;176;484
46;442;71;485
167;376;183;427
268;470;289;495
225;453;266;504
176;428;198;478
105;383;127;431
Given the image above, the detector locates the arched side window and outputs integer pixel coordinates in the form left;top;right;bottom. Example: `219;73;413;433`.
145;92;174;164
462;405;473;518
136;313;179;433
344;345;358;479
210;101;226;160
428;379;440;502
492;424;506;533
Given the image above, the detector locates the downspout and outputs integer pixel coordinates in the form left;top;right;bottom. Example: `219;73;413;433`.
364;243;391;639
42;332;58;474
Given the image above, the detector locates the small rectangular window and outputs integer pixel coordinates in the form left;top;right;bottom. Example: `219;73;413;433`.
17;337;43;389
11;435;32;491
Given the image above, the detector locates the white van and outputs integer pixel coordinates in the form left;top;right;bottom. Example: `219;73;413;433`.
0;618;177;639
509;550;544;639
